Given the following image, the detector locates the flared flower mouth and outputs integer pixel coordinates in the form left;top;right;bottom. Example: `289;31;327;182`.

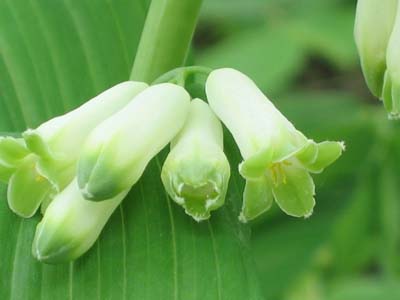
169;177;223;222
161;99;230;222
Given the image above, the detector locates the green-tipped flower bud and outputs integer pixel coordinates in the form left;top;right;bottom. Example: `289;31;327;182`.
354;0;398;98
78;83;190;201
206;68;344;222
22;81;148;189
383;2;400;118
161;99;230;222
32;179;128;263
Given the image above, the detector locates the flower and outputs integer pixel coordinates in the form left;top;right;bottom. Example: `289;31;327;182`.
354;0;398;99
0;137;54;217
32;179;129;263
0;82;147;217
77;83;190;201
161;98;230;221
0;137;29;182
23;81;148;189
383;2;400;119
206;68;344;222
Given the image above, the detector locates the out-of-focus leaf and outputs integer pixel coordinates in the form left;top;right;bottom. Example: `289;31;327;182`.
196;26;307;96
251;213;336;300
379;143;400;277
287;7;357;70
329;163;379;275
0;1;264;299
327;279;400;300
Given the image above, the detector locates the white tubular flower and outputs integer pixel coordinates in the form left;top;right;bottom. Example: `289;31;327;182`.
22;81;148;190
161;99;230;222
383;1;400;119
206;68;344;222
32;179;128;263
77;83;190;201
354;0;398;99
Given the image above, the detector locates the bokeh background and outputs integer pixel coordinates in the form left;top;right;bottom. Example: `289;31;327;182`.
195;0;400;299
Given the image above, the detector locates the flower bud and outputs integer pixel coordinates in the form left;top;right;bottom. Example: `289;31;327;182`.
23;81;148;189
32;179;128;263
354;0;398;98
161;99;230;221
78;83;190;201
206;68;344;222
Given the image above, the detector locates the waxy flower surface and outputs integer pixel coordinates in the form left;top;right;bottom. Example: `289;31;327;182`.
206;68;344;222
161;98;230;221
354;0;398;98
78;83;190;201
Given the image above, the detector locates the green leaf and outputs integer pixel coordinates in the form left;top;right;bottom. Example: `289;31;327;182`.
0;1;263;299
328;279;400;300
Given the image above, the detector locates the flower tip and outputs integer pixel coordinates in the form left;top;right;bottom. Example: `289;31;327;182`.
167;179;223;222
303;209;314;219
388;111;400;120
32;240;72;264
32;223;73;264
22;129;51;158
238;213;248;224
79;185;95;201
188;211;210;223
338;141;346;151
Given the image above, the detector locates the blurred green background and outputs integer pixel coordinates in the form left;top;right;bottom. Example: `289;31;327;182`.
196;0;400;299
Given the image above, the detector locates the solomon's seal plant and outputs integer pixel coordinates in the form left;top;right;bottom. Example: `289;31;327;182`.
0;65;344;262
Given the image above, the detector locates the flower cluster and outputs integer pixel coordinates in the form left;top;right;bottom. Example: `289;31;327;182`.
0;68;343;263
355;0;400;119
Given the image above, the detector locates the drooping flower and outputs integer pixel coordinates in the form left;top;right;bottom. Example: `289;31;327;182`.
0;137;53;217
0;81;147;217
354;0;398;99
161;99;230;221
32;179;129;263
206;68;344;222
383;1;400;119
23;81;148;189
78;83;190;201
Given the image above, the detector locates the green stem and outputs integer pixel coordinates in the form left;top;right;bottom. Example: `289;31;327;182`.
152;66;212;85
130;0;204;83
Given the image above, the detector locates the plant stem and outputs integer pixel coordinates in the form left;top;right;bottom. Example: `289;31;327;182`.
130;0;204;83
